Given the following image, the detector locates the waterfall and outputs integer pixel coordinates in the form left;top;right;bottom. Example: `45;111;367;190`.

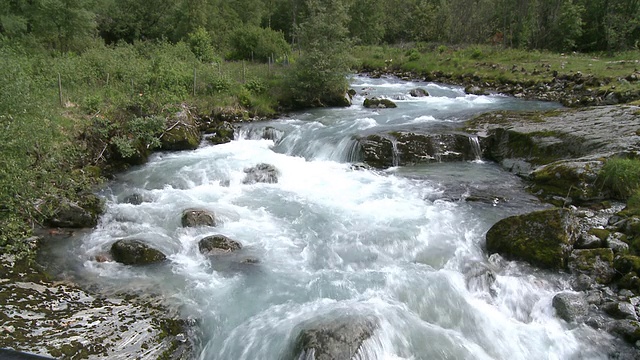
469;135;483;162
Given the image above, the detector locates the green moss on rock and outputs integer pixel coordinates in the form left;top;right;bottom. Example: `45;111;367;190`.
588;228;611;241
485;208;578;269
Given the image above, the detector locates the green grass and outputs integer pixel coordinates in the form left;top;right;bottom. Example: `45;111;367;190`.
352;44;640;91
598;157;640;200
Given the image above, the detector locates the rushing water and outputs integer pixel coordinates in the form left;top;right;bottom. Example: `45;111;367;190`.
45;76;619;359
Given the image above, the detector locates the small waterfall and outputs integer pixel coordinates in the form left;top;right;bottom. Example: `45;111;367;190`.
468;135;483;161
390;137;400;167
235;126;285;143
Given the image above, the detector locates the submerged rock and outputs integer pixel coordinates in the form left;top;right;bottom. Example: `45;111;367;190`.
552;292;588;322
198;235;242;255
181;209;217;227
363;97;397;109
242;163;279;184
122;193;144;205
485;208;578;269
290;315;378;360
110;239;167;265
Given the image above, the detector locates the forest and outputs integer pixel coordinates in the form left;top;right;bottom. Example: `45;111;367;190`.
1;0;640;255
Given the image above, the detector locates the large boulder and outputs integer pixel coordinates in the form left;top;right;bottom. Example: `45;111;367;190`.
290;315;378;360
363;97;397;109
568;248;615;284
485;208;578;269
409;88;430;97
529;160;604;205
110;239;166;265
242;163;279;184
181;209;217;227
159;105;201;151
358;132;483;169
198;235;242;255
44;195;104;228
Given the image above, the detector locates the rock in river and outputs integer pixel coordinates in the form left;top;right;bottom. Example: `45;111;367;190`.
110;239;167;265
242;163;279;184
485;208;578;269
182;209;217;227
198;235;242;255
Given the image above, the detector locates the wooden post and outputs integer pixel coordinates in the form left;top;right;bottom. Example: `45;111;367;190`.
268;56;271;75
193;67;197;96
131;79;134;96
58;73;63;107
218;62;221;76
242;60;246;83
106;73;110;87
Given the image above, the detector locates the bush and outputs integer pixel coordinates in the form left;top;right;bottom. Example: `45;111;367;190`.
228;26;291;63
599;157;640;199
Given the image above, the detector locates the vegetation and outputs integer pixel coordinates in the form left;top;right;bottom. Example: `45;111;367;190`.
0;0;639;257
598;157;640;200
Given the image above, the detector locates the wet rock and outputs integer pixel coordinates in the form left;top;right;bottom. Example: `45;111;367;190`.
204;121;235;145
363;97;397;109
44;195;104;228
465;85;488;96
110;239;167;265
242;163;279;184
528;160;603;205
604;302;639;320
606;233;630;254
552;292;589;322
568;248;615;284
358;132;482;169
614;255;640;275
485;208;578;269
181;209;217;228
409;88;429;97
610;319;640;343
291;315;378;360
463;262;497;296
198;235;242;255
572;274;596;291
159;104;201;151
123;193;144;205
349;162;373;171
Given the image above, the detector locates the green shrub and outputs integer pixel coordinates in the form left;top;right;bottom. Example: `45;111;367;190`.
228;26;291;63
188;27;217;63
599;157;640;199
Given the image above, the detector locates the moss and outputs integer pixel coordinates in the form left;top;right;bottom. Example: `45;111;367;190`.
571;248;614;271
160;125;201;151
588;228;611;241
485;208;576;269
614;255;640;274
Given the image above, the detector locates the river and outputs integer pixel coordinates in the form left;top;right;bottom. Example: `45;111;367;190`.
43;75;618;359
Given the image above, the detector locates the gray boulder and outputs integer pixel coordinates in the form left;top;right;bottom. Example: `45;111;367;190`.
610;319;640;343
198;235;242;255
111;239;166;265
291;315;378;360
181;209;217;227
123;193;144;205
242;163;279;184
603;302;638;320
552;292;588;322
45;195;104;228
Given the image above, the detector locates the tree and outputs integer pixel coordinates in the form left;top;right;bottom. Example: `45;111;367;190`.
285;0;352;107
348;0;385;44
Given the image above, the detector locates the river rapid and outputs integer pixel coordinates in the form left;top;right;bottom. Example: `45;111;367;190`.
44;76;619;359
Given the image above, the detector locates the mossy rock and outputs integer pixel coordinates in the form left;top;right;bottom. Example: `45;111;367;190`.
614;255;640;274
160;107;201;151
588;228;611;241
618;272;640;294
363;97;397;109
568;248;615;284
529;160;603;204
485;208;578;269
111;239;167;265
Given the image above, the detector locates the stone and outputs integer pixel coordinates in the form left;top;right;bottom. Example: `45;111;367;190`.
606;233;630;254
44;195;104;228
242;163;279;184
110;239;166;265
159;105;201;151
290;314;378;360
204;121;235;145
572;274;596;291
485;208;578;269
604;302;639;320
552;292;589;322
123;193;144;205
198;235;242;255
465;85;488;96
610;320;640;343
409;88;430;97
576;234;603;249
363;97;397;109
181;209;216;228
568;248;615;284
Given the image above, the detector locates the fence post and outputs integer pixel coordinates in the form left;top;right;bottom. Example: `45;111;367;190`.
242;60;246;83
193;67;197;96
106;73;110;87
58;73;64;107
